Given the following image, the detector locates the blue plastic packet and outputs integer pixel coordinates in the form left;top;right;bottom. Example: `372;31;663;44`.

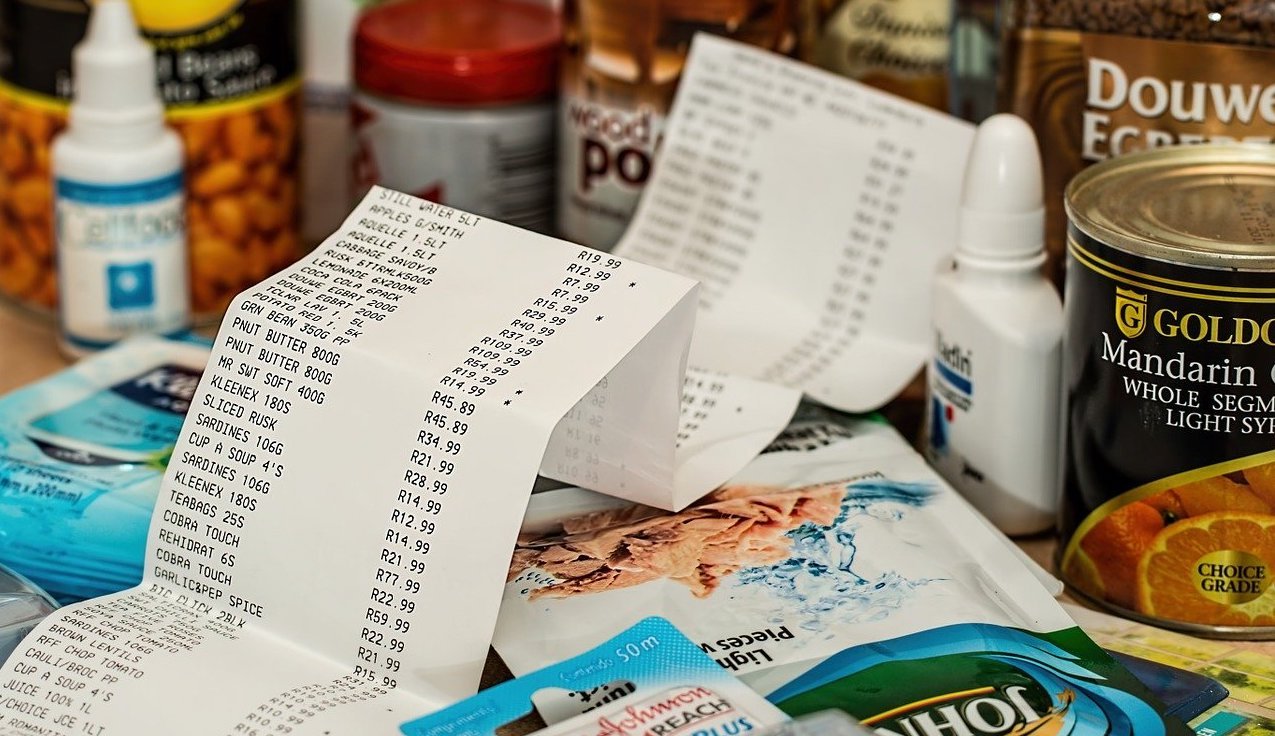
0;335;208;601
399;617;789;736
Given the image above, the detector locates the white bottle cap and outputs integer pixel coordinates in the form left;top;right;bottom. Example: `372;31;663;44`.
70;0;164;130
956;114;1045;262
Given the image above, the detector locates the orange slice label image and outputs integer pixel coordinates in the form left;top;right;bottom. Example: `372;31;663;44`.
1063;453;1275;629
1138;513;1275;627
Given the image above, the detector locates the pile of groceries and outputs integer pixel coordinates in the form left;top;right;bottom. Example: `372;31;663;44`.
2;1;1275;736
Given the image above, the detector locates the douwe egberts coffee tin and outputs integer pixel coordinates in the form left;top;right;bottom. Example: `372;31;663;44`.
1060;144;1275;638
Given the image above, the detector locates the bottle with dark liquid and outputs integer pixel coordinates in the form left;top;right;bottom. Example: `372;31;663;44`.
557;0;796;251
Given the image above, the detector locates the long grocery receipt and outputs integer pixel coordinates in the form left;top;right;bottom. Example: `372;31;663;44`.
615;35;975;412
0;188;705;734
542;366;799;510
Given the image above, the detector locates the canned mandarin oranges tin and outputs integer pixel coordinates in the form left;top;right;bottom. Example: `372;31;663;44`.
1060;144;1275;637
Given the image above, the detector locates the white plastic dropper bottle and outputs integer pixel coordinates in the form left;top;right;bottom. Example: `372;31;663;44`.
922;114;1063;536
52;0;188;358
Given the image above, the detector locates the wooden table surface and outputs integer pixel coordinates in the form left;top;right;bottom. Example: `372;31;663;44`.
0;305;65;391
1;302;1271;675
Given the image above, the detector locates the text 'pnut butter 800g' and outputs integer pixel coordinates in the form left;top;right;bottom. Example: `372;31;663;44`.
1060;144;1275;638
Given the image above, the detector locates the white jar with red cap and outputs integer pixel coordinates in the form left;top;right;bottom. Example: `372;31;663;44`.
351;0;560;232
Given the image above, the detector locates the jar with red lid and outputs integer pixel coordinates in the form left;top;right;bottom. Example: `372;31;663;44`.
352;0;560;232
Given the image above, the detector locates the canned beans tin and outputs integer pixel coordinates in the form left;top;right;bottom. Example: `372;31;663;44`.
0;0;300;320
1060;144;1275;637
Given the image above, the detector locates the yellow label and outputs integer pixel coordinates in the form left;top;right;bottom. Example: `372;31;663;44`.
1114;287;1146;339
1061;450;1275;629
129;0;243;33
1192;549;1270;605
812;0;949;108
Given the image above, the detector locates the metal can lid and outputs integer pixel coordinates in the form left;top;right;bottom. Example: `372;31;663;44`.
1065;144;1275;269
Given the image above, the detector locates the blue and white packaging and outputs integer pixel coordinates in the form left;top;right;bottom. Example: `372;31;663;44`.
400;617;788;736
0;335;208;600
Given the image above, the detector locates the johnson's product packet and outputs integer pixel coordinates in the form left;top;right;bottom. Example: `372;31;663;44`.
0;335;208;600
494;409;1191;736
399;617;789;736
769;624;1176;735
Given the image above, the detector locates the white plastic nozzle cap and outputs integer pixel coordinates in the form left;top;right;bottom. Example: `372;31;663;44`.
71;0;163;125
956;114;1045;261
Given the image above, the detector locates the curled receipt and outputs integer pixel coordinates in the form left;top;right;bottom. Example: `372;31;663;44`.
0;188;725;734
616;35;975;412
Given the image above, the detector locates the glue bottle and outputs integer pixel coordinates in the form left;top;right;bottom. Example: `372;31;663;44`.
52;0;187;358
922;114;1062;536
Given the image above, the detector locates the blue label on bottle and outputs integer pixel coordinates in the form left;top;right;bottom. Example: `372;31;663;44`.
107;261;156;309
56;172;183;206
55;170;188;347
